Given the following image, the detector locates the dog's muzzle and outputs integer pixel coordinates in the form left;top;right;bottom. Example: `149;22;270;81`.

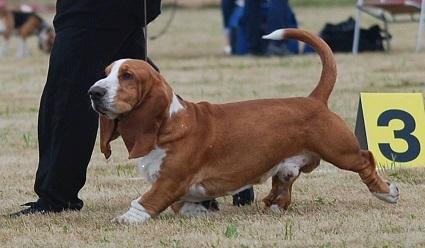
88;86;108;114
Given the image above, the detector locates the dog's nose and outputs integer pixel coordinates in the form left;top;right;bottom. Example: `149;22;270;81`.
88;86;107;99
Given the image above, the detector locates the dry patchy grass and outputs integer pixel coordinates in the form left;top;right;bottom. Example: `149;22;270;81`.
1;6;425;248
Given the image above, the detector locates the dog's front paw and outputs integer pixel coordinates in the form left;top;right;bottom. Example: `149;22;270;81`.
112;213;143;225
112;199;151;225
372;182;400;204
111;212;149;225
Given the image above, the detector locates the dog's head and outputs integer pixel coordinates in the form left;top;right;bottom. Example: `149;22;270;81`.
38;27;55;53
89;59;172;159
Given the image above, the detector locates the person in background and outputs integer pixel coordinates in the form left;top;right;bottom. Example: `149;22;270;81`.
242;0;266;55
220;0;236;54
221;0;248;55
265;0;299;55
224;0;299;56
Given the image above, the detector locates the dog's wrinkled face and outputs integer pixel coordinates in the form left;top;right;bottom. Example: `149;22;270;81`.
89;59;151;119
92;59;171;159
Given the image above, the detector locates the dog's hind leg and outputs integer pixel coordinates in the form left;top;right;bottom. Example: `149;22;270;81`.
16;16;41;58
330;149;399;203
315;117;399;203
361;151;400;203
335;150;399;203
263;175;299;212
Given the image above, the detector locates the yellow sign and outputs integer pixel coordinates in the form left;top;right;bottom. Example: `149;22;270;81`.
355;93;425;167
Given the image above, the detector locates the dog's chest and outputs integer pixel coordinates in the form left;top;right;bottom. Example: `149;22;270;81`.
137;147;167;183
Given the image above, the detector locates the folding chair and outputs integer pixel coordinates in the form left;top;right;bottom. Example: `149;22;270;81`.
352;0;425;53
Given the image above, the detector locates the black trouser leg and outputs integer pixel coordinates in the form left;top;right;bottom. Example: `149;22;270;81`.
243;0;265;55
232;187;255;206
34;26;147;211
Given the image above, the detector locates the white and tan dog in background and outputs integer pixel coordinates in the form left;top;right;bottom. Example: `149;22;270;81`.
88;29;399;225
0;2;54;58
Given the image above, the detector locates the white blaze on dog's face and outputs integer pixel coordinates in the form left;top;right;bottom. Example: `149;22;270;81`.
89;59;151;119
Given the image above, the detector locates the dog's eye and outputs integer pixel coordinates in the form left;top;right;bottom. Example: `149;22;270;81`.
122;72;133;80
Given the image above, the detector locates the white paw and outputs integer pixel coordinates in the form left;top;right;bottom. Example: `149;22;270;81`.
269;204;283;213
180;202;208;217
112;199;151;225
372;182;400;204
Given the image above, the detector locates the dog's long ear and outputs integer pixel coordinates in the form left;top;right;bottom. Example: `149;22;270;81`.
100;116;120;159
118;70;171;159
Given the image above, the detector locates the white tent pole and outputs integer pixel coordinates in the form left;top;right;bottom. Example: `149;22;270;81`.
353;0;364;54
416;0;425;52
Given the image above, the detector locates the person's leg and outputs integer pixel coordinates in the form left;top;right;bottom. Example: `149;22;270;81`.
267;0;289;34
221;0;236;54
266;0;299;55
10;25;149;216
232;187;254;206
221;0;236;29
33;26;105;211
242;0;264;55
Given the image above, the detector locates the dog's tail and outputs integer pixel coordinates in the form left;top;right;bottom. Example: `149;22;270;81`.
263;29;336;105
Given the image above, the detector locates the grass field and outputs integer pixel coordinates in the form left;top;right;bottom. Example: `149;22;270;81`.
1;6;425;248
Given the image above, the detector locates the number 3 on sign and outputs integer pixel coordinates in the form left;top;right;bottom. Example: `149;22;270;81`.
355;93;425;167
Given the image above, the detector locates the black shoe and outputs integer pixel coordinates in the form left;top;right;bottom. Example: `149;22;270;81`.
9;202;52;217
232;187;255;206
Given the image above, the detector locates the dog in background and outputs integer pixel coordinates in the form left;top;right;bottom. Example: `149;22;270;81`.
0;1;54;58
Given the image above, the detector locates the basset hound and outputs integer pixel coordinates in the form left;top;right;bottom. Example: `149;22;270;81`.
89;29;400;225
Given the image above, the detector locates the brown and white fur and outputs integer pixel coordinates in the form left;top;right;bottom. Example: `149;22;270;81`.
89;29;399;225
0;8;54;58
